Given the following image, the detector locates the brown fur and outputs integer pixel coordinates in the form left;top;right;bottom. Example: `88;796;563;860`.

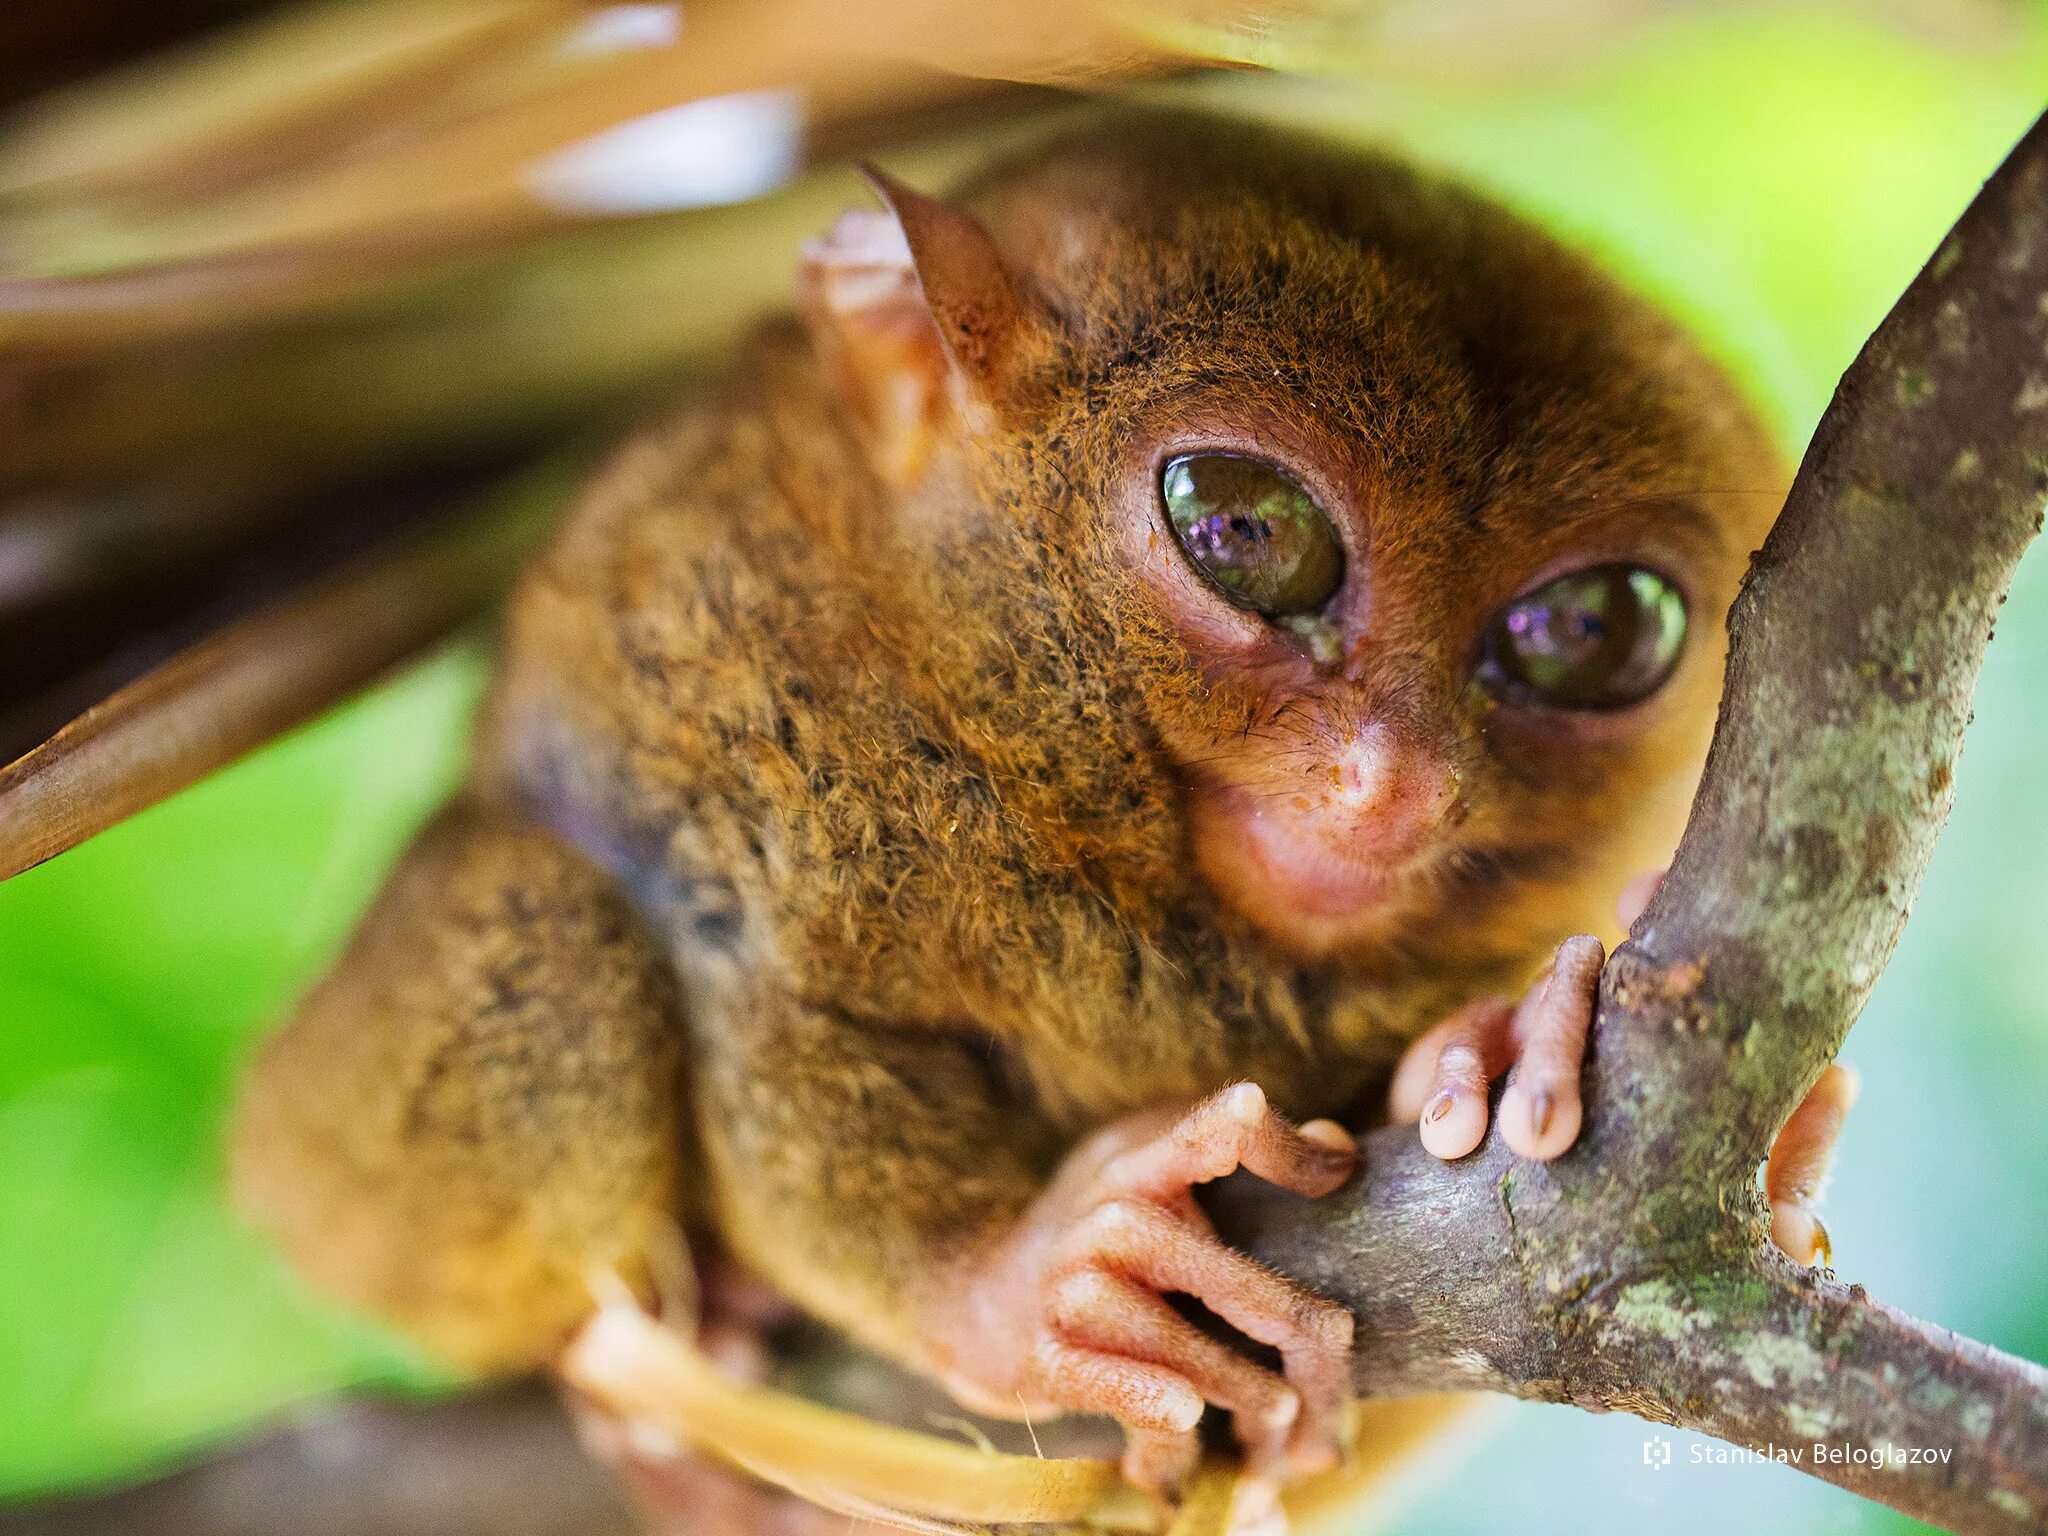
235;802;687;1369
236;110;1782;1396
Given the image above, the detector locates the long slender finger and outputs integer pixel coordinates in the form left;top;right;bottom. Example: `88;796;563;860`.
1123;1427;1204;1502
1766;1062;1860;1205
1767;1062;1860;1265
1025;1333;1205;1435
1500;935;1604;1160
1049;1269;1300;1473
1395;999;1516;1160
1066;1199;1353;1472
1102;1083;1357;1205
1024;1336;1202;1494
1769;1203;1830;1267
1387;997;1512;1122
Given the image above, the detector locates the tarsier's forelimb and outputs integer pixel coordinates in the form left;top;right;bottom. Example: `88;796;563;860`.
689;981;1357;1505
1387;934;1605;1163
1389;872;1858;1263
958;1086;1359;1494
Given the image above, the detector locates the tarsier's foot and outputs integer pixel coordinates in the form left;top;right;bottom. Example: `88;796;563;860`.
921;1085;1359;1516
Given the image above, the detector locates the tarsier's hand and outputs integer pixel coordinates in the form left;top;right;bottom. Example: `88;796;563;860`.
1389;933;1608;1163
1390;870;1858;1265
919;1085;1358;1511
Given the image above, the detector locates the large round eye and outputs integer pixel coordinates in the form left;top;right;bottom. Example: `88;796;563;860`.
1160;454;1343;618
1480;565;1686;710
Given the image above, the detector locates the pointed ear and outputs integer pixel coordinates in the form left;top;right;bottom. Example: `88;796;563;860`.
860;165;1021;387
798;167;1022;489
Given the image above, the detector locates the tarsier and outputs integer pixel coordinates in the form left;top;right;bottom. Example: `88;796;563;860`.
234;110;1859;1530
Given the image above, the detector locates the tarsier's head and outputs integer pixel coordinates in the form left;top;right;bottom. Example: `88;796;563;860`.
801;111;1784;966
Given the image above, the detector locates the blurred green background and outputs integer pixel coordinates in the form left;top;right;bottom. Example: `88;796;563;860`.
1;4;2045;1532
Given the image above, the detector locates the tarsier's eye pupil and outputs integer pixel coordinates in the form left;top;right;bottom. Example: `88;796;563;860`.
1482;565;1686;709
1160;454;1344;618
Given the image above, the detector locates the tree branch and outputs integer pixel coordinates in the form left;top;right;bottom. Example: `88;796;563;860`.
0;1389;638;1536
1211;104;2048;1536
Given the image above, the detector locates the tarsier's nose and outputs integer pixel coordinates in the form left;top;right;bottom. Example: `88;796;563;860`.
1325;721;1460;860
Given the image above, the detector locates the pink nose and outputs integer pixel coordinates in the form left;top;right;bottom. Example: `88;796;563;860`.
1324;722;1459;859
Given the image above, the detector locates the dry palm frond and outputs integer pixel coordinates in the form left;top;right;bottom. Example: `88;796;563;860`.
562;1300;1152;1532
0;1;587;203
561;1296;1475;1536
0;457;570;879
0;0;1318;879
0;132;1020;484
0;0;1294;279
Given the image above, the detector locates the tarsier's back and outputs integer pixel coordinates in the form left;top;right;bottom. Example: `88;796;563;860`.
236;108;1793;1532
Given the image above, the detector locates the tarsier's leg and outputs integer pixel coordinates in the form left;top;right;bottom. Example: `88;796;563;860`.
692;992;1357;1509
233;799;686;1374
1389;872;1859;1265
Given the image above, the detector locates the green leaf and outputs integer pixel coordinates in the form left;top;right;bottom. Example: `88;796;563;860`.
0;649;479;1495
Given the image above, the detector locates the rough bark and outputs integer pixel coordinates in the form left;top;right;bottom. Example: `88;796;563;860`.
1210;104;2048;1536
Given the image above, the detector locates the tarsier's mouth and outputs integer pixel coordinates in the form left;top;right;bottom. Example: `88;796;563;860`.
1190;778;1447;932
1236;809;1428;917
